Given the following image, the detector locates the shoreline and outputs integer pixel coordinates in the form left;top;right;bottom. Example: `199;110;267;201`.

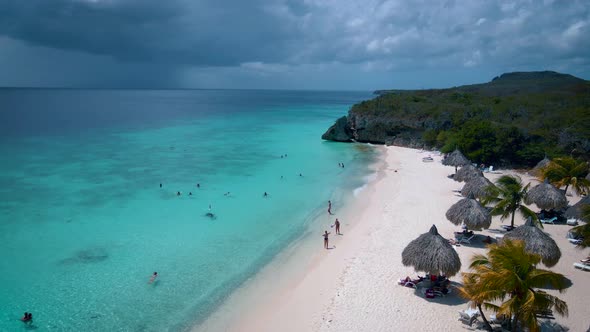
193;146;590;332
192;145;387;332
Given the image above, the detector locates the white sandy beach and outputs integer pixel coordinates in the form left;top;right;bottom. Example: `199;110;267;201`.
194;146;590;332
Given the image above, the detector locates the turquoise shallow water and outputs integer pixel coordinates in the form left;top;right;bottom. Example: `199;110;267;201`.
0;89;375;331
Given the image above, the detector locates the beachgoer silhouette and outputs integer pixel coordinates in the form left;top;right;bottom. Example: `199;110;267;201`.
334;218;341;235
189;192;192;196
148;272;158;284
299;173;303;177
323;231;331;249
21;312;32;323
197;183;200;188
264;192;268;197
177;191;181;196
328;200;332;215
280;176;283;179
160;183;162;188
341;163;344;168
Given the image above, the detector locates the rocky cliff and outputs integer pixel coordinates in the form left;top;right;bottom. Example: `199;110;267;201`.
322;71;590;165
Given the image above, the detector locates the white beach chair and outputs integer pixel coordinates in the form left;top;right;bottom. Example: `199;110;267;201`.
540;217;557;224
569;238;582;245
566;218;579;226
459;234;476;244
458;308;479;326
573;263;590;271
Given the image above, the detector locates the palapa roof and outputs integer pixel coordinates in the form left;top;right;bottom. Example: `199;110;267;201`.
401;225;462;276
530;157;551;177
461;176;496;199
565;195;590;220
524;180;568;210
454;164;483;183
442;149;470;167
503;219;561;267
445;197;491;231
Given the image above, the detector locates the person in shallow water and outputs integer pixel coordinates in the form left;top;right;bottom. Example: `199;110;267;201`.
334;218;341;235
323;231;331;249
263;192;268;197
328;200;332;215
148;272;158;284
159;183;162;188
21;312;32;324
177;191;181;196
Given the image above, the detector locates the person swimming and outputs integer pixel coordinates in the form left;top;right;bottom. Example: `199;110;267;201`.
159;183;162;188
148;272;158;284
197;183;200;188
189;192;192;196
263;192;268;197
21;312;32;324
177;191;181;196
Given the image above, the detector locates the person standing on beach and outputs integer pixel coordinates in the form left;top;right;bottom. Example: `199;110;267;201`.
323;231;331;249
328;200;332;215
334;218;341;235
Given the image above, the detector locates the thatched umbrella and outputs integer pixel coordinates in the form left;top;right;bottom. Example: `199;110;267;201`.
401;225;462;276
461;176;496;200
530;156;550;177
442;149;470;173
446;197;491;231
454;164;483;183
524;180;568;211
503;218;561;267
565;195;590;220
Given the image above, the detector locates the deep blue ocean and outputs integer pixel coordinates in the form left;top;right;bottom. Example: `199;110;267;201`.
0;89;377;331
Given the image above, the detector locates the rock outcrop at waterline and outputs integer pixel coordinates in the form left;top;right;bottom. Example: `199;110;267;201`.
322;110;430;148
322;71;590;165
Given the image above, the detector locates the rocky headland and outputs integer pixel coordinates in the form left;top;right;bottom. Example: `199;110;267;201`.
322;71;590;166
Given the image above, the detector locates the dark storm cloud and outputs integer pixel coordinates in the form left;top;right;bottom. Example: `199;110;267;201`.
0;0;589;88
0;0;302;65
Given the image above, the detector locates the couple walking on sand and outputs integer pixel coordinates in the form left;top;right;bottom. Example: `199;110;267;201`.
323;218;341;249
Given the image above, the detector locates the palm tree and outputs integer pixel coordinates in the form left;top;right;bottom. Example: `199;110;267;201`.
541;157;590;195
570;204;590;248
458;239;568;331
457;273;498;331
484;175;537;228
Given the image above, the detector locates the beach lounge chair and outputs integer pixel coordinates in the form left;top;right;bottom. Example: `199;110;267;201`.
573;263;590;271
540;217;557;224
569;238;582;245
458;308;479;326
501;225;515;231
489;314;508;325
459;234;476;244
567;218;579;226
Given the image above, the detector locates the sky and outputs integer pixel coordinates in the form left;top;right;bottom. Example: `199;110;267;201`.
0;0;589;90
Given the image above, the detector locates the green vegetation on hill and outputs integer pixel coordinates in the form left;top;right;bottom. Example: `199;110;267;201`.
350;71;590;167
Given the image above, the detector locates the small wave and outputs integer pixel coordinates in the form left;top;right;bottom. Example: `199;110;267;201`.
353;172;378;196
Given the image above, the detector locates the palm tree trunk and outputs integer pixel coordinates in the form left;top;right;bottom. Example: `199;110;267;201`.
564;184;569;195
477;304;493;331
511;210;516;228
